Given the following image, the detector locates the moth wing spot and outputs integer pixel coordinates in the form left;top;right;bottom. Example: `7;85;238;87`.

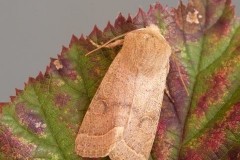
114;103;131;127
138;116;154;134
90;100;109;115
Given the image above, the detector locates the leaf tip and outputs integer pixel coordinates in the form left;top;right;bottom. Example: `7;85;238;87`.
10;96;16;102
114;12;127;27
70;34;79;47
126;13;133;23
36;72;44;80
28;77;36;84
103;21;115;35
45;66;51;75
133;7;148;27
0;102;7;113
79;34;85;41
15;88;23;96
88;25;103;41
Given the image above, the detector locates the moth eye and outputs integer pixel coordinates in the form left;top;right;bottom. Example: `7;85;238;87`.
90;100;109;115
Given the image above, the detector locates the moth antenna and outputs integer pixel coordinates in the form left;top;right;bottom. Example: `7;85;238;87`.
89;39;101;48
85;33;128;56
172;54;190;96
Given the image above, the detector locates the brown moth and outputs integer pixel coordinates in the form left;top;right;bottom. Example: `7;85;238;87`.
75;24;171;160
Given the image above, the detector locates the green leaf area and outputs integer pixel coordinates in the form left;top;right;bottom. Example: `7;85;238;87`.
1;0;240;159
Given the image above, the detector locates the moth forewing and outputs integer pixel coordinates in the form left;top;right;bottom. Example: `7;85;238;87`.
75;24;171;160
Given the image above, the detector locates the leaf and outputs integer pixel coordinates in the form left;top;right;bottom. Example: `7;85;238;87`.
0;0;240;159
152;0;240;159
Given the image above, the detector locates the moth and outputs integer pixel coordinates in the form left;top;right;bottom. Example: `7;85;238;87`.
75;24;172;160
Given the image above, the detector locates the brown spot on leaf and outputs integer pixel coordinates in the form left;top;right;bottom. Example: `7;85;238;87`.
174;2;204;34
224;102;240;131
0;126;35;159
186;9;202;24
196;52;240;116
200;129;226;152
212;1;234;37
196;70;229;116
53;57;78;81
54;93;71;108
16;103;46;135
53;59;63;70
188;102;240;158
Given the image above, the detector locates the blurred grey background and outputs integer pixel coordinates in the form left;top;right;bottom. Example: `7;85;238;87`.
0;0;239;101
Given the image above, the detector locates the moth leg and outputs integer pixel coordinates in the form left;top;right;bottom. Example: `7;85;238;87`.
165;85;175;104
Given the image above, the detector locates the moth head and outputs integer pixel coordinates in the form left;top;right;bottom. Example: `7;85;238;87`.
121;25;171;75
